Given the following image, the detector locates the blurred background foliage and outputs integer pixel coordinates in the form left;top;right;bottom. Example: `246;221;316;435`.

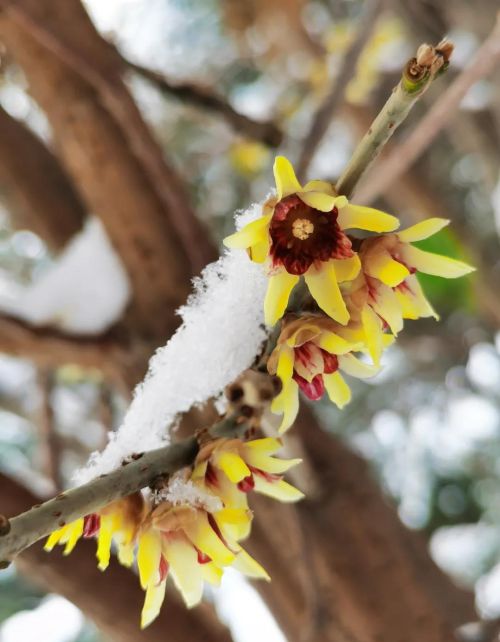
0;0;499;640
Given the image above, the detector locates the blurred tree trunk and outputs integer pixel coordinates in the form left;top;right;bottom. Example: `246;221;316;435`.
1;473;232;642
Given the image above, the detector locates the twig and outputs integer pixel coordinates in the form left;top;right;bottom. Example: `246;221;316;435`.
0;411;246;564
355;13;500;204
36;368;62;493
122;57;283;147
297;0;383;180
335;38;453;197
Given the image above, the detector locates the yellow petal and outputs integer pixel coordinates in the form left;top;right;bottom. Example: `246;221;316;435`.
216;451;251;483
271;379;300;434
298;190;336;211
96;515;114;570
223;214;271;251
364;249;410;287
245;452;302;474
117;541;135;568
397;218;449;242
264;271;299;326
333;255;361;282
400;246;475;279
304;261;349;325
337;204;400;232
249;237;271;263
137;529;162;590
233;549;270;581
396;274;439;320
302;179;336;194
244;437;282;455
274;156;302;199
370;282;404;335
141;580;167;629
338;354;379;379
45;527;66;552
163;537;204;608
324;372;351;408
63;520;83;556
201;562;223;586
361;304;385;366
253;475;304;502
215;508;252;541
317;331;362;355
184;514;234;566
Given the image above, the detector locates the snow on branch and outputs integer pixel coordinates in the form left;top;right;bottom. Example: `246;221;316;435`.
75;204;269;484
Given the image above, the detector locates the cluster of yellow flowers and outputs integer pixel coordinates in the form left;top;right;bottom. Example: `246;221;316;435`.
45;438;302;627
225;156;474;432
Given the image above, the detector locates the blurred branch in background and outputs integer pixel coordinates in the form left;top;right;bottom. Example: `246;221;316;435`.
121;56;283;147
356;12;500;204
297;0;383;180
35;368;61;493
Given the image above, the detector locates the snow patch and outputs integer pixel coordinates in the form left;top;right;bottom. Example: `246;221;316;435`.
75;204;268;483
0;218;130;334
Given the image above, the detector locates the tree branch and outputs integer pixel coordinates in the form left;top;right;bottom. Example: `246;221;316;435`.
122;56;283;147
297;0;383;180
36;367;62;493
355;12;500;204
0;104;85;251
335;38;453;197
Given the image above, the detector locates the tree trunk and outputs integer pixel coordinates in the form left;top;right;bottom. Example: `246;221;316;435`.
0;473;233;642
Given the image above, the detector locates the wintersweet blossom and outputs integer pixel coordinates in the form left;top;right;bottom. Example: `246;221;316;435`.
192;437;304;503
137;502;269;627
268;316;379;432
44;493;145;570
224;156;399;326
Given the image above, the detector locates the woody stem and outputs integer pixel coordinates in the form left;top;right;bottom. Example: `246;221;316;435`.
335;39;453;198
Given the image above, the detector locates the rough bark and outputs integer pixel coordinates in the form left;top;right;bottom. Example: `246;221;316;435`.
0;473;232;642
245;406;476;642
0;0;216;340
0;105;85;251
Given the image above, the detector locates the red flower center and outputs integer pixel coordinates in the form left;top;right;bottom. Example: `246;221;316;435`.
269;194;353;275
83;513;101;538
292;342;339;401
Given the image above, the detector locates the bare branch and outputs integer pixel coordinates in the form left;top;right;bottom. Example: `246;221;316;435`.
36;367;62;492
0;105;85;251
122;56;283;147
355;13;500;204
335;38;453;197
297;0;383;180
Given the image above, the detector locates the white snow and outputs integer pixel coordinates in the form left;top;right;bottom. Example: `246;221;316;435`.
161;472;223;512
75;204;269;483
0;218;130;334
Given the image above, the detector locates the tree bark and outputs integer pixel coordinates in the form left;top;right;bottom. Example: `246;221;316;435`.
0;0;216;340
0;105;85;251
0;473;233;642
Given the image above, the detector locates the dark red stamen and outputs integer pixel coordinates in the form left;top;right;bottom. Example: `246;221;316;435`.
158;555;169;583
270;194;353;275
196;548;212;564
293;373;325;401
237;475;255;493
321;350;339;374
205;461;218;487
83;513;100;538
248;465;282;483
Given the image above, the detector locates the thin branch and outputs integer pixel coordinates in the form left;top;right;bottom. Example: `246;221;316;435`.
122;56;283;147
335;38;454;197
0;411;249;564
297;0;383;180
36;367;62;493
355;13;500;204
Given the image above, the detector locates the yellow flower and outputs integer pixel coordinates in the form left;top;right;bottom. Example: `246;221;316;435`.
360;218;474;287
224;156;399;326
44;493;145;571
137;502;268;628
268;316;379;432
193;437;304;503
